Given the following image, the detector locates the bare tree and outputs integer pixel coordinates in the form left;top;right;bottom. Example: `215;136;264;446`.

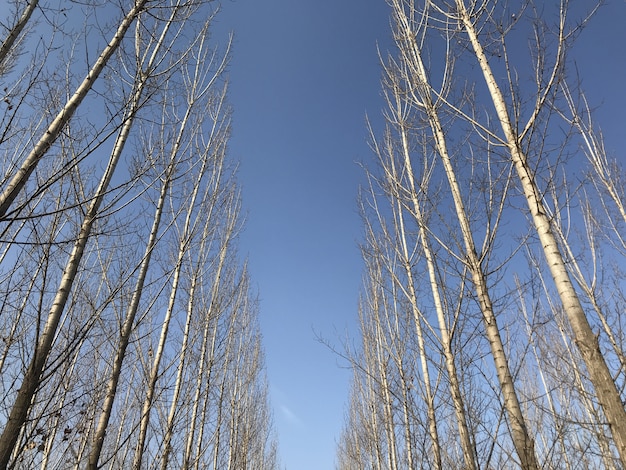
375;1;539;467
87;10;230;469
1;2;279;469
0;0;150;220
448;0;626;461
344;1;626;468
367;63;479;466
130;46;231;470
0;0;39;75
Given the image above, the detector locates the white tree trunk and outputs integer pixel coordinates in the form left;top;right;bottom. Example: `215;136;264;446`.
387;2;539;466
0;0;149;218
0;63;140;465
0;0;39;72
455;0;626;462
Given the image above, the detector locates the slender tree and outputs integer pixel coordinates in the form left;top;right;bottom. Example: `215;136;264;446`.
0;0;149;220
87;11;230;469
343;1;625;468
0;0;39;74
1;2;278;469
450;0;626;461
382;1;538;466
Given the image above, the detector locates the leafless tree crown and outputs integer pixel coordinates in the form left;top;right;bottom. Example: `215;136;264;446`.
338;1;626;469
0;2;278;469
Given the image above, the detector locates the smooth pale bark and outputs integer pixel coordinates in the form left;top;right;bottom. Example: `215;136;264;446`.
88;15;226;466
193;340;217;470
0;195;67;449
131;236;181;469
400;146;477;470
363;124;444;468
380;278;417;468
373;315;399;470
162;176;234;470
454;0;626;463
227;308;253;470
210;346;228;470
210;278;246;470
183;309;219;469
131;30;231;465
0;0;149;219
86;7;183;463
340;378;368;468
160;274;197;470
182;191;236;469
387;2;539;467
361;315;385;470
132;123;202;470
0;0;39;72
382;106;477;468
392;195;442;469
397;365;414;469
223;310;272;469
87;147;172;470
0;58;142;465
377;97;477;465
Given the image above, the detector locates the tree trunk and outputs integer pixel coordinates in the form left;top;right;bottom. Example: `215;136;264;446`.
0;0;39;72
0;0;148;219
386;2;539;466
455;0;626;463
0;81;137;467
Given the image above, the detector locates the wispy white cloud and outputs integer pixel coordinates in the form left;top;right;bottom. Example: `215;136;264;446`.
280;404;302;426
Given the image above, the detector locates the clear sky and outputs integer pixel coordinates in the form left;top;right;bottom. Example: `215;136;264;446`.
215;2;391;469
215;1;626;469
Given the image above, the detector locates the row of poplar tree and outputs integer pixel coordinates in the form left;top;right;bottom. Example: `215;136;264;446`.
3;1;626;470
0;1;277;469
337;1;626;469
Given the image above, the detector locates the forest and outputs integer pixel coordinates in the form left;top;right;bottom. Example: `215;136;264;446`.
338;1;626;469
1;1;625;469
0;1;277;468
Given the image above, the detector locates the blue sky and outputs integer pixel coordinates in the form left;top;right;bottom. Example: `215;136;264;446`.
215;1;626;469
216;2;391;469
